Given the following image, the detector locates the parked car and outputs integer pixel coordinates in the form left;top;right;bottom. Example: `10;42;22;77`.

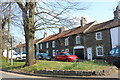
36;52;51;60
103;46;120;67
3;49;19;59
16;51;26;60
55;52;79;62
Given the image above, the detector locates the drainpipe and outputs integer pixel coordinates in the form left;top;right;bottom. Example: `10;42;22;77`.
83;34;86;60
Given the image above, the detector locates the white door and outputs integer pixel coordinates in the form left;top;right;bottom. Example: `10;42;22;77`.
87;48;92;60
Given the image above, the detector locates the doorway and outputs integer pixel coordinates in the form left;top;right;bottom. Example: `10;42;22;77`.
87;48;92;60
74;49;84;59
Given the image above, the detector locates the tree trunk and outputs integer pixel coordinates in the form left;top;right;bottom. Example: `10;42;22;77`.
0;17;2;57
21;2;36;66
25;30;36;66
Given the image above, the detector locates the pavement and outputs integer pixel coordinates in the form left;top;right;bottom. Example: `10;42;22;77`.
1;68;120;79
1;70;120;80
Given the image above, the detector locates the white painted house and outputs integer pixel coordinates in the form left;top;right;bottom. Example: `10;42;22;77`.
110;26;120;48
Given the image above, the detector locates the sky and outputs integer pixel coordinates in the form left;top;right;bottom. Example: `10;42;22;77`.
35;1;119;39
9;0;120;43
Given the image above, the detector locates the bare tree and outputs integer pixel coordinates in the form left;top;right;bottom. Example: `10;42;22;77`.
0;2;10;57
15;1;86;66
16;2;36;66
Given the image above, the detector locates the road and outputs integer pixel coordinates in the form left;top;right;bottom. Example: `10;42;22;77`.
0;69;120;80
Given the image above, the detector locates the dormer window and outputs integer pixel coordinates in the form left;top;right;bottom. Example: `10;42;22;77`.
96;32;102;40
76;36;80;44
52;41;55;48
65;37;69;46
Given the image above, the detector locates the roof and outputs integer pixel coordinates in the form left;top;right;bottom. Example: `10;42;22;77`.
41;22;95;43
34;38;43;44
16;43;26;48
16;38;43;48
64;21;96;37
85;19;120;33
16;19;120;46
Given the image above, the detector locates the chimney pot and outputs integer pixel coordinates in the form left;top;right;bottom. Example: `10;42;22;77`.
80;17;87;27
43;32;47;38
59;27;65;33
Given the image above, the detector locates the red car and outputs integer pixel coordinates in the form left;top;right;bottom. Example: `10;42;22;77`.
55;52;79;62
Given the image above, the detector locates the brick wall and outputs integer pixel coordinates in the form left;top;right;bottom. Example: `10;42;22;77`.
84;29;112;59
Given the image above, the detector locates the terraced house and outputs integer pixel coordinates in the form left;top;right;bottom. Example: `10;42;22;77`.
39;4;120;60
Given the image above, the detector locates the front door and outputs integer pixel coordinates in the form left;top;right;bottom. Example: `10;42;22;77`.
75;49;84;59
87;48;92;60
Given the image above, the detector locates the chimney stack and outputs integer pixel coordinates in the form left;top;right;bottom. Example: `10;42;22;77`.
114;1;120;20
59;27;65;33
43;32;47;38
19;42;22;44
80;17;87;27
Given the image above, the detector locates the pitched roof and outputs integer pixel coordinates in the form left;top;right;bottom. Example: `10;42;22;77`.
34;38;43;44
85;19;120;33
16;38;43;48
64;21;96;37
40;22;95;43
16;43;26;48
40;34;58;42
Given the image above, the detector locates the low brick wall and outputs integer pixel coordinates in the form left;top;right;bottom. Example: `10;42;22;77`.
36;66;118;76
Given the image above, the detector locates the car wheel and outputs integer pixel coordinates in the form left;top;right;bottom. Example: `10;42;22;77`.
48;58;51;61
65;59;69;62
36;57;39;60
51;58;56;61
16;57;19;60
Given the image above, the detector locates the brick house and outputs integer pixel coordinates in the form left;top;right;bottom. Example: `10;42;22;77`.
15;38;43;55
84;19;120;59
39;4;120;60
15;42;26;54
39;20;96;59
83;4;120;60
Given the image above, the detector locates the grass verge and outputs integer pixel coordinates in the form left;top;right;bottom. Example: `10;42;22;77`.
1;58;113;73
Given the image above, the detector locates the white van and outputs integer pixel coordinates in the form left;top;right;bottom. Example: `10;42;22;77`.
3;49;19;59
16;51;26;60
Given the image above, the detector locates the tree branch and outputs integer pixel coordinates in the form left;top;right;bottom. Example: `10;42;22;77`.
16;2;25;10
33;26;59;31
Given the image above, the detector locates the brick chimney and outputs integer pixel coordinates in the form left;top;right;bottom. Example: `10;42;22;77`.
114;1;120;20
59;27;65;33
19;42;22;44
43;32;47;38
80;17;87;27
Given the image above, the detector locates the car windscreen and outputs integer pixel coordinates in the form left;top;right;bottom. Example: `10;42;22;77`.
64;53;71;55
109;48;120;55
115;48;120;54
41;53;48;56
22;51;26;54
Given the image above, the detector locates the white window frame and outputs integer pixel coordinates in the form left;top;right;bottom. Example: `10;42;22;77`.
40;44;42;49
96;32;102;40
65;38;69;46
76;36;80;44
46;42;49;48
52;41;55;48
65;49;69;52
52;49;56;56
56;50;59;53
96;46;104;56
46;50;49;53
61;50;64;52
